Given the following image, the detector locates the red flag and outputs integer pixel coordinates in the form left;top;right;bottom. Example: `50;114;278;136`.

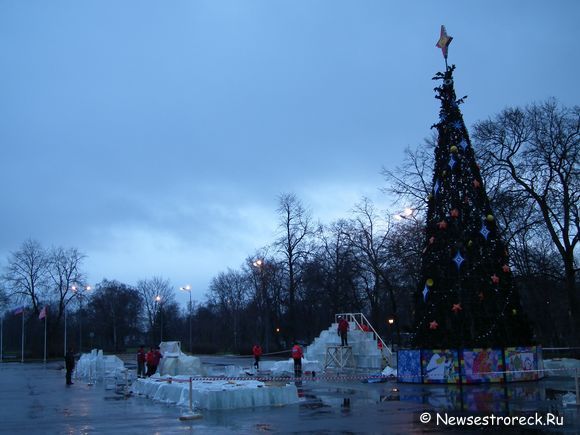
39;306;47;320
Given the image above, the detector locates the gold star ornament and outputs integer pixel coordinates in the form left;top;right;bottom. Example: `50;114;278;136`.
436;25;453;59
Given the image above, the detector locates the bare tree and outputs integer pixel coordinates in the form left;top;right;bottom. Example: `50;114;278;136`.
344;198;396;331
207;268;249;350
136;276;175;342
318;219;362;313
381;134;436;212
47;246;86;324
87;279;141;351
3;239;49;315
473;100;580;335
275;193;316;341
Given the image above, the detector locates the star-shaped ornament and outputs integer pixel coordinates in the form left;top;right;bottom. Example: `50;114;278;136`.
453;251;465;269
450;208;459;218
480;224;490;240
453;121;462;130
448;156;457;170
422;285;429;302
437;220;448;230
473;180;481;188
491;274;500;285
429;320;439;330
478;292;485;301
429;236;435;244
436;25;453;59
502;264;511;273
434;180;441;195
451;303;462;313
459;139;468;151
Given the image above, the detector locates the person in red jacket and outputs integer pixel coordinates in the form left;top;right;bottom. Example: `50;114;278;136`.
152;346;163;375
137;345;146;378
291;343;303;378
252;344;263;370
337;316;349;346
145;347;156;377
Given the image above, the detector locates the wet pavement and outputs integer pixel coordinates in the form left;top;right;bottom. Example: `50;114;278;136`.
1;359;579;434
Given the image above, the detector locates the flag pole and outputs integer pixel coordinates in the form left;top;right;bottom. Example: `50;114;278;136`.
21;309;25;363
43;314;47;364
64;307;67;357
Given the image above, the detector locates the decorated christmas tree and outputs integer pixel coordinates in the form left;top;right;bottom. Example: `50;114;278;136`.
413;27;533;349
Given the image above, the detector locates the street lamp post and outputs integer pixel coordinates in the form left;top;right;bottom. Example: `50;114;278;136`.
180;285;193;353
387;317;395;349
226;298;238;351
64;307;67;357
72;284;91;353
155;295;163;343
253;259;270;352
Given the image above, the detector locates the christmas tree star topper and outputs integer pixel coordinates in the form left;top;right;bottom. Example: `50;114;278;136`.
436;25;453;68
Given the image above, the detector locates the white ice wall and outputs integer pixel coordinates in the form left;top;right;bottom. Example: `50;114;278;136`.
131;376;300;410
74;349;126;381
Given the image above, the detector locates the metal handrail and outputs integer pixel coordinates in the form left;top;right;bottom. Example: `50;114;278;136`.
335;312;393;365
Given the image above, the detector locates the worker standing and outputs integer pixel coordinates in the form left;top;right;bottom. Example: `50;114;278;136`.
291;343;303;378
65;348;76;385
337;316;349;346
252;344;263;370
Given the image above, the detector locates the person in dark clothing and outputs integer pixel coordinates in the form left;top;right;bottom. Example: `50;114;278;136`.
137;345;146;378
65;348;75;385
337;316;349;346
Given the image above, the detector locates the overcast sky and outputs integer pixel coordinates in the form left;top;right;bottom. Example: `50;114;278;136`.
1;1;579;307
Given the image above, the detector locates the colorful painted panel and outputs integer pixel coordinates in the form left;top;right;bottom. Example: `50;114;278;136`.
461;348;504;383
397;349;422;383
505;346;538;381
422;349;459;384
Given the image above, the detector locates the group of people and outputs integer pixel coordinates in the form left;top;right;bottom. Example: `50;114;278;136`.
137;345;163;378
253;342;304;377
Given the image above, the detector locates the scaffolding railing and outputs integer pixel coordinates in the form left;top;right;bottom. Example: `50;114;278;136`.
335;312;393;366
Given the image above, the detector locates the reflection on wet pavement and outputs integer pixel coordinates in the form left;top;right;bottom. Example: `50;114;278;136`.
1;362;579;434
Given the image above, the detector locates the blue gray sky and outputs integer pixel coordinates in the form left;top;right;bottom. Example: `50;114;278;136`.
1;1;579;306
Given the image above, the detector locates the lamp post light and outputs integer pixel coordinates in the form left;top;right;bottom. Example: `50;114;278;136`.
180;285;193;353
155;295;163;343
394;207;416;222
225;297;238;351
71;284;91;353
252;258;269;352
387;317;395;349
